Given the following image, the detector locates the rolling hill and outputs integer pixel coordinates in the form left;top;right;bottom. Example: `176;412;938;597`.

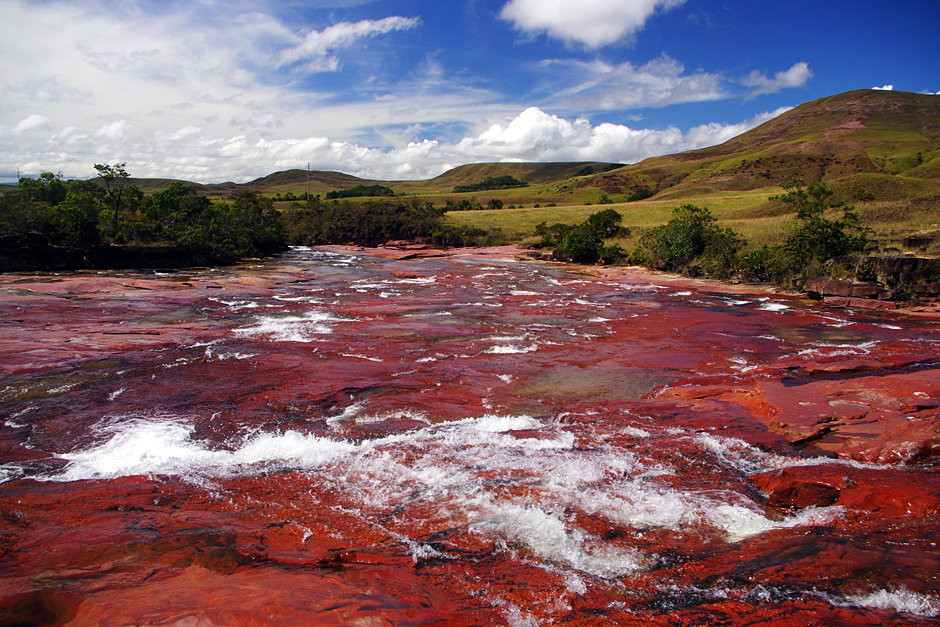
586;89;939;199
116;162;624;198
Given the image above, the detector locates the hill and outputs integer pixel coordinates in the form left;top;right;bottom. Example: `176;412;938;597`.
588;89;940;198
424;162;621;188
87;162;623;198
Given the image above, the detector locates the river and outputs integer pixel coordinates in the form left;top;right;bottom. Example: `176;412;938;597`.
1;246;937;625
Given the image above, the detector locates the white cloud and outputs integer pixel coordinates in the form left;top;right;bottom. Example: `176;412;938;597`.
872;84;894;91
278;16;420;73
741;62;812;96
13;114;52;134
96;120;130;140
548;55;725;109
2;105;790;183
450;106;789;166
500;0;685;48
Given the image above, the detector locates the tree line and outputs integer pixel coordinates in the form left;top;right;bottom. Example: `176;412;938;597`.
1;165;286;259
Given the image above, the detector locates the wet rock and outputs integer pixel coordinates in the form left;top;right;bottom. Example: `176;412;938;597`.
1;246;938;624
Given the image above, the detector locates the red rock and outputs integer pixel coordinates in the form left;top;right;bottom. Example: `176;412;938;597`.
1;247;938;624
825;295;900;310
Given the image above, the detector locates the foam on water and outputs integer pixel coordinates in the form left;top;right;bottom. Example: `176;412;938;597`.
795;340;880;358
341;353;383;362
485;344;539;354
233;311;352;342
842;588;939;617
37;412;862;578
758;302;790;311
51;418;357;481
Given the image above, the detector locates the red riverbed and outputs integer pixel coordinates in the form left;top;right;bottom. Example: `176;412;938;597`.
0;246;937;625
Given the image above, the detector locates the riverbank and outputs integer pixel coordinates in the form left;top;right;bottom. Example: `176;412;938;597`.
0;238;241;272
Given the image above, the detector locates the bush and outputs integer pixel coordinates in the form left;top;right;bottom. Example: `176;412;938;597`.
555;229;601;264
635;204;742;277
537;209;629;265
627;187;654;202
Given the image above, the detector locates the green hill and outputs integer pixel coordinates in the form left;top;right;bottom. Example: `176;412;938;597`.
88;162;623;198
593;89;940;198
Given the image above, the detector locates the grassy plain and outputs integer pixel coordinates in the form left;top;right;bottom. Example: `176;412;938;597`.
446;180;940;254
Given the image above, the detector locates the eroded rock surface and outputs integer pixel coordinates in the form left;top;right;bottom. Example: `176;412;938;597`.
1;247;937;625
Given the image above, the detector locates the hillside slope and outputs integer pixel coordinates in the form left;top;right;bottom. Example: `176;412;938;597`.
589;90;939;197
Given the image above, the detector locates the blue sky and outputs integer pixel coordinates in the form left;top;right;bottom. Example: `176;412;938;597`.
2;0;937;183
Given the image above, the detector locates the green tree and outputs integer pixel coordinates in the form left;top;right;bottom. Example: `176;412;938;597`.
584;208;628;239
18;172;67;205
775;179;869;271
93;162;130;235
52;191;101;247
537;209;629;265
636;204;743;276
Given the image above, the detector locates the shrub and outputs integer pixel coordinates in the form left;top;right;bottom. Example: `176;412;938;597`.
635;204;742;277
777;180;869;268
453;176;526;193
325;185;394;199
538;209;629;265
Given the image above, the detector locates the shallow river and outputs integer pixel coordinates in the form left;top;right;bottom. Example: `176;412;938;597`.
0;247;937;625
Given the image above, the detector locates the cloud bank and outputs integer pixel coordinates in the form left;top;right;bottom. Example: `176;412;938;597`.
3;105;791;183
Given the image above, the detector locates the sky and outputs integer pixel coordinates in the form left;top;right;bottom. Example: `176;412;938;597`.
2;0;938;184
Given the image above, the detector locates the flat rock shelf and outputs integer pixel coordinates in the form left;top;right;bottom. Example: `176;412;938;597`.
0;246;937;625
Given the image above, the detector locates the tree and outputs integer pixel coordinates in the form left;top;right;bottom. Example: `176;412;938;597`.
537;209;629;265
584;208;628;239
53;191;101;247
775;180;869;270
93;162;130;234
18;172;67;205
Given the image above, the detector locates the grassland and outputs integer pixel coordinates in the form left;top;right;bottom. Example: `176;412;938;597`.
447;176;940;255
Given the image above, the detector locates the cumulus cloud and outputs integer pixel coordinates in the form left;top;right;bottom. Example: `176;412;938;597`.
278;16;420;73
1;105;790;183
871;84;894;91
741;62;812;96
500;0;685;48
451;106;790;165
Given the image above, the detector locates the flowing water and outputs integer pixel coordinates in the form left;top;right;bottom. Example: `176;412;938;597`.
0;247;937;625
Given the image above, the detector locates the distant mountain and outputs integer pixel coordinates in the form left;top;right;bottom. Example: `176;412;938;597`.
110;162;624;196
587;89;940;197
